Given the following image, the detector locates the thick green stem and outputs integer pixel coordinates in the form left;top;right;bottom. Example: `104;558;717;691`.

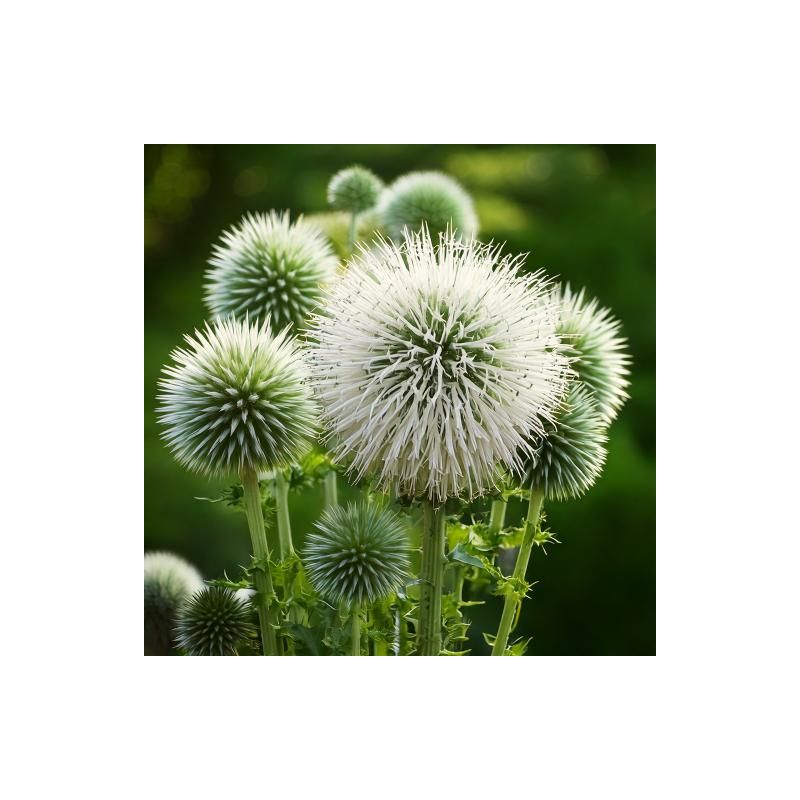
241;467;279;656
273;470;294;559
417;501;447;656
489;498;507;534
491;487;545;656
350;604;361;656
323;470;338;508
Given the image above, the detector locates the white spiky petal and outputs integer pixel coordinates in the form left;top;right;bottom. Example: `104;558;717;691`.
556;284;631;422
309;230;570;503
205;211;338;331
157;316;317;477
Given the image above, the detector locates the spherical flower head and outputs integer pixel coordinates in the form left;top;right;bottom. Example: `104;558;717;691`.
305;502;410;607
144;552;203;656
309;230;571;502
521;384;608;501
555;284;631;422
378;171;478;241
205;211;338;332
327;166;383;214
157;316;317;477
174;586;255;656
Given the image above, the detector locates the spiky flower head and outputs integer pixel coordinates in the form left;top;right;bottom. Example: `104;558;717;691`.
309;230;570;502
205;211;338;331
174;586;256;656
521;384;608;501
555;284;631;422
157;316;316;477
305;502;410;607
378;171;478;241
327;166;383;214
144;552;203;656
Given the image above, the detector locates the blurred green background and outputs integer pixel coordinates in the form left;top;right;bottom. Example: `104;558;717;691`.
144;144;655;656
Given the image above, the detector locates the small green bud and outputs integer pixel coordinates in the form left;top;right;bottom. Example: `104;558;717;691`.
327;166;383;214
175;586;256;656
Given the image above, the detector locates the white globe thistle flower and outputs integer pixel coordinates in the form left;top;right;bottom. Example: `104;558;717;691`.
309;230;570;502
378;171;478;241
327;166;383;214
555;284;631;422
205;211;338;331
305;502;410;607
521;384;608;501
144;551;203;656
157;316;317;477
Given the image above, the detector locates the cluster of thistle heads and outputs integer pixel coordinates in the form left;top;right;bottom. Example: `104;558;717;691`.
151;165;631;646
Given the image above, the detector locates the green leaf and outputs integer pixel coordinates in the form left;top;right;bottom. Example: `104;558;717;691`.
448;542;485;569
507;637;532;656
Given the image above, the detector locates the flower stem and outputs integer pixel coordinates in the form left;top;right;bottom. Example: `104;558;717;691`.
348;211;357;254
323;470;338;508
489;498;507;534
350;604;361;656
273;470;294;559
491;486;545;656
241;467;279;656
417;501;447;656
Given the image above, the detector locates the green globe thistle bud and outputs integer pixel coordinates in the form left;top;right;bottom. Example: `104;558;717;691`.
174;586;256;656
157;316;317;477
144;552;203;656
555;284;631;423
305;502;410;607
378;171;478;241
205;211;338;331
327;166;383;214
521;385;608;502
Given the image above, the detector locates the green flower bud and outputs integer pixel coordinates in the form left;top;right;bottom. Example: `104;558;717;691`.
175;586;256;656
378;171;478;241
327;166;383;214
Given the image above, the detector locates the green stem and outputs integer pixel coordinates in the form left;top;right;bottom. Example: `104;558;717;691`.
323;470;338;508
350;604;361;656
454;569;465;605
491;486;545;656
489;498;507;534
241;467;279;656
348;211;357;254
273;470;294;559
417;501;447;656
